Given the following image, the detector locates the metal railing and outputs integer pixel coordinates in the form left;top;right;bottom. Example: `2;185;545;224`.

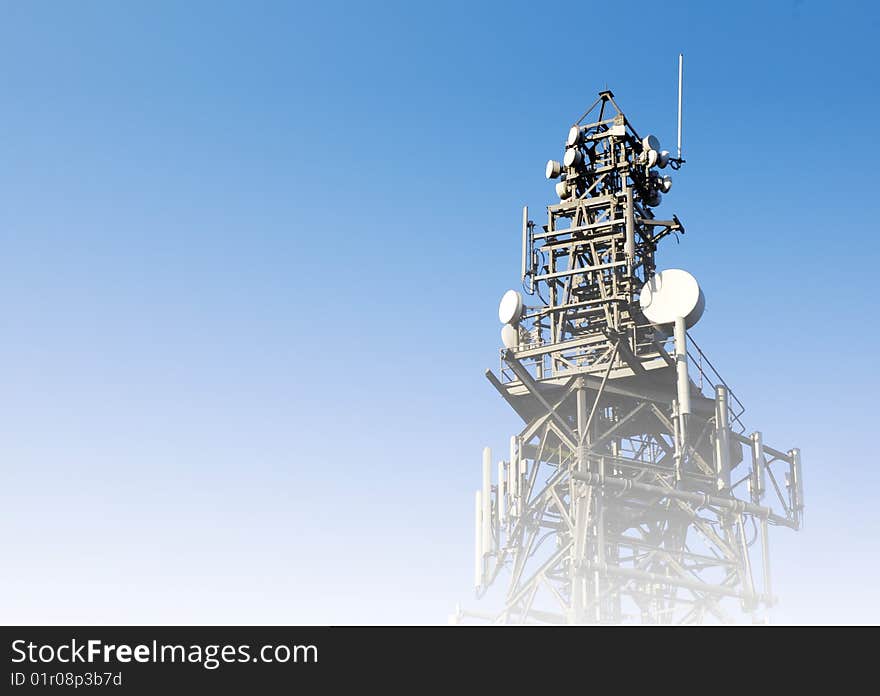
496;329;747;434
685;332;747;433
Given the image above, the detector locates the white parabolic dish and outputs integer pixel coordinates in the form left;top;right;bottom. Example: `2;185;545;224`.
639;269;705;328
498;290;523;324
501;323;519;349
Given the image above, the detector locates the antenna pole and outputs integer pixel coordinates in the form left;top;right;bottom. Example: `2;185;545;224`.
677;53;683;160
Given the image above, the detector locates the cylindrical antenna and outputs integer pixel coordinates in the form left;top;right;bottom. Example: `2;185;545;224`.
509;435;518;501
673;316;690;459
474;489;483;589
677;53;684;160
497;460;506;530
789;448;804;524
482;447;492;554
714;385;731;491
751;431;766;502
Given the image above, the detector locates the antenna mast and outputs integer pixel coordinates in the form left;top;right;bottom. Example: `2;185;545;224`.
457;88;804;625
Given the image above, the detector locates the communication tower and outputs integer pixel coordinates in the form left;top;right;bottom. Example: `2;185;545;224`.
461;76;804;624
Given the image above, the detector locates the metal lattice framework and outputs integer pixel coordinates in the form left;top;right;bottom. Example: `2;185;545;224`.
459;91;804;624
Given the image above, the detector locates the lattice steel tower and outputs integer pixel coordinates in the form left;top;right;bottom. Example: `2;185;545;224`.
464;89;804;624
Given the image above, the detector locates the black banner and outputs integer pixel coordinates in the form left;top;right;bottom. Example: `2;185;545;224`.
0;625;829;692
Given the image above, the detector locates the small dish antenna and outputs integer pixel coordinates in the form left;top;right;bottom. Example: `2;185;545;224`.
642;134;661;152
498;289;524;325
501;323;519;349
555;181;572;200
639;269;705;328
563;147;583;168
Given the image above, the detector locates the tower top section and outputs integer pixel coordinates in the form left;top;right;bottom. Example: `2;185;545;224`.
498;91;688;386
545;90;682;207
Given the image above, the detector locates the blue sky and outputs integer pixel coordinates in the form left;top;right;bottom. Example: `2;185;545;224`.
1;0;878;623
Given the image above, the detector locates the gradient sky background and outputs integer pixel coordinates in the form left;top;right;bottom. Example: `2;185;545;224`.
1;1;878;624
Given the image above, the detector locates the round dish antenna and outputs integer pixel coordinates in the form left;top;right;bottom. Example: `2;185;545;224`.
563;147;583;168
498;290;524;325
639;269;705;328
545;160;562;179
501;323;519;349
642;134;661;152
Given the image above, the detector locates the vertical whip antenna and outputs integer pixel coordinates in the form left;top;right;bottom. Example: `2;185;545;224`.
677;53;684;160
